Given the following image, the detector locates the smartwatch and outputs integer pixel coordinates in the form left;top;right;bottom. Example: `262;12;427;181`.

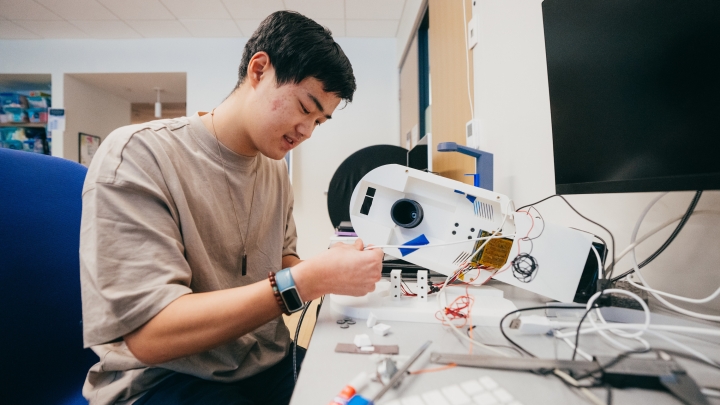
275;267;305;313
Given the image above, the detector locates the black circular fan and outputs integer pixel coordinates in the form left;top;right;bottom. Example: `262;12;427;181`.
327;145;408;229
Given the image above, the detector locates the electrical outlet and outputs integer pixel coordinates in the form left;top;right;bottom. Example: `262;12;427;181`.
467;17;478;50
466;119;481;148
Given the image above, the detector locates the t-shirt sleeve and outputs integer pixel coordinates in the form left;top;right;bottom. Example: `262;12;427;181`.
80;132;192;348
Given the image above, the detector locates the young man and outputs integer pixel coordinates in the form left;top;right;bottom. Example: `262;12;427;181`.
80;11;383;405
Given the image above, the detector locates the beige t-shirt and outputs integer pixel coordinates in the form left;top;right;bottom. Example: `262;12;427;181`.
80;113;298;405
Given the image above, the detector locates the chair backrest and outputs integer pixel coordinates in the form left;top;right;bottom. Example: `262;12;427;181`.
0;148;96;405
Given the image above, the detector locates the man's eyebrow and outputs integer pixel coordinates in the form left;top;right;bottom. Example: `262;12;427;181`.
307;92;332;120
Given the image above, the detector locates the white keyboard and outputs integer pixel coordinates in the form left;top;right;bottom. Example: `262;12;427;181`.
381;376;522;405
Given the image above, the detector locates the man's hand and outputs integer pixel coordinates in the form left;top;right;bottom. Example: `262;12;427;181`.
292;238;383;299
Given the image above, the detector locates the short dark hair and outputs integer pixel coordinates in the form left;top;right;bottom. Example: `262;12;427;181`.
237;11;356;102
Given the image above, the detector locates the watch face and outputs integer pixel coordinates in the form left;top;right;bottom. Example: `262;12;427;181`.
281;288;303;310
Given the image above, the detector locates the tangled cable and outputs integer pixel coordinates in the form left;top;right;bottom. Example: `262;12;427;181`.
511;253;539;283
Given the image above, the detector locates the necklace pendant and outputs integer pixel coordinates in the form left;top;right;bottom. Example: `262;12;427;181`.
241;253;247;276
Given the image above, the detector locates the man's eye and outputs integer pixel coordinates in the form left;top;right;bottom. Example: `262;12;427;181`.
300;103;309;114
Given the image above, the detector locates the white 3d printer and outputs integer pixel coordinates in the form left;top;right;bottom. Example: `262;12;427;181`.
330;164;594;325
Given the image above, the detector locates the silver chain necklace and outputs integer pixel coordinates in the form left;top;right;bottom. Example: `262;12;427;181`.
210;108;259;276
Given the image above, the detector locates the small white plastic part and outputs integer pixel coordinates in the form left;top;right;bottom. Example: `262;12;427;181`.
373;323;391;336
513;315;552;335
353;334;372;348
390;269;402;301
467;17;478;49
360;346;375;352
416;270;428;301
367;312;378;328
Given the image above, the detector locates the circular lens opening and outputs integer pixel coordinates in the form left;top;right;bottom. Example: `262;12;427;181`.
390;199;424;228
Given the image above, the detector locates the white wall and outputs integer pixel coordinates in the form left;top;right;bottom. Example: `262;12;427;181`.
0;36;399;262
472;0;720;313
293;38;400;258
0;38;242;158
64;75;131;163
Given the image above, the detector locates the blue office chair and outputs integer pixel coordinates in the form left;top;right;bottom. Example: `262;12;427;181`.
0;148;97;405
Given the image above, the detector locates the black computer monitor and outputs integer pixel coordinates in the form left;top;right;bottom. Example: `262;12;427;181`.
543;0;720;194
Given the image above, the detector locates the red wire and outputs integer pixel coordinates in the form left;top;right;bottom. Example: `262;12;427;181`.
495;209;537;275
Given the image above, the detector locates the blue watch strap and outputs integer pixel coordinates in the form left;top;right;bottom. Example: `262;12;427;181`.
276;267;304;311
275;267;296;291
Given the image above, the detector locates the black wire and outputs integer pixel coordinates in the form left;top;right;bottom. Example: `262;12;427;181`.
571;301;601;361
516;194;616;279
293;302;311;382
610;190;702;283
518;206;546;242
511;206;545;281
467;325;527;357
499;305;587;358
652;349;720;372
512;253;539;283
401;280;416;295
571;349;651;380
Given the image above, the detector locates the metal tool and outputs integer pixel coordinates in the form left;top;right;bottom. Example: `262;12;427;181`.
372;340;432;402
346;340;432;405
430;352;709;405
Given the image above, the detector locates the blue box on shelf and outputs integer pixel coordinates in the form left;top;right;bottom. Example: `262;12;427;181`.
0;92;27;108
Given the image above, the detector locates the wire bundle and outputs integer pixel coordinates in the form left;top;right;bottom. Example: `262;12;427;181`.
511;253;539;283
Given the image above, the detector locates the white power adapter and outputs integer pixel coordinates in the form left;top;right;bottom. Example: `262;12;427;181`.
509;315;553;335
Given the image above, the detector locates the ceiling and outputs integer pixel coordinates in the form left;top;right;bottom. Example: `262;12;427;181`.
68;72;187;103
0;0;407;39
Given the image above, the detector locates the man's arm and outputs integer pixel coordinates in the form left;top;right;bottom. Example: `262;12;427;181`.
281;254;302;268
124;239;381;365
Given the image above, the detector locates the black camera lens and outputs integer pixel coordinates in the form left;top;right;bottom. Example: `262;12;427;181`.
390;199;424;228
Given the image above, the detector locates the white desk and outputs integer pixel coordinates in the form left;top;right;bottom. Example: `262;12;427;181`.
290;279;720;405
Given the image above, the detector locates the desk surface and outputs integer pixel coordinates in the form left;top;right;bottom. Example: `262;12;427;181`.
290;280;720;405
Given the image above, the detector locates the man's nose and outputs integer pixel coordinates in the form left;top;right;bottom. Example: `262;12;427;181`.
297;121;314;140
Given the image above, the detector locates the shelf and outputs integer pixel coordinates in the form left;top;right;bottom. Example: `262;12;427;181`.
0;122;47;128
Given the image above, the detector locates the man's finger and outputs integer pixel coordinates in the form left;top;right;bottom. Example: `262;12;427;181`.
353;238;364;251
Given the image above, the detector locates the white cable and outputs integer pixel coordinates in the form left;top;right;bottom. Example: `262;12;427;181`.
561;337;593;361
551;323;720;338
366;234;516;251
609;210;720;272
702;388;720;399
628;274;720;304
587;289;651;338
627;193;720;321
584;289;651;352
435;200;514;357
553;324;720;368
591;244;603;280
461;0;474;120
646;330;719;367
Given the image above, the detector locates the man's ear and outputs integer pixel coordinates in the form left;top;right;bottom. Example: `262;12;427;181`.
246;51;272;89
